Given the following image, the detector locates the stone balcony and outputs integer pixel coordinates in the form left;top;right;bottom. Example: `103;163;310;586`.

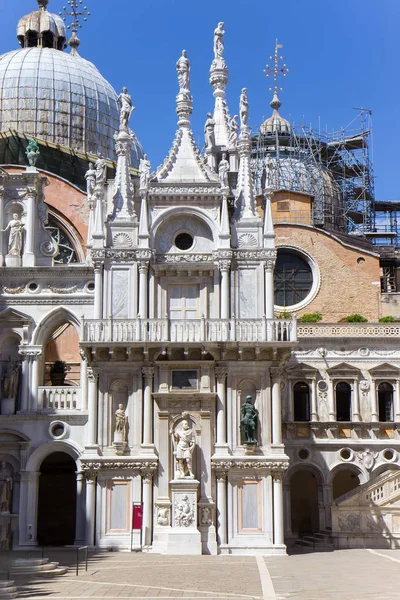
81;317;297;345
38;386;81;411
297;323;400;338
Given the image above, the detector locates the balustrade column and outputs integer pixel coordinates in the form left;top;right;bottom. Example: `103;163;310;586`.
86;367;99;448
352;377;361;422
138;262;149;319
271;367;283;445
215;366;228;446
310;378;318;421
216;471;227;545
75;471;85;544
264;261;275;320
272;469;285;546
142;471;153;546
219;260;230;320
370;379;379;422
142;367;154;446
85;474;96;546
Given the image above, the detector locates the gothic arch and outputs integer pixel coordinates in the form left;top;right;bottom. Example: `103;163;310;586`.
327;461;368;486
25;440;82;472
151;207;217;243
32;306;81;346
285;461;324;485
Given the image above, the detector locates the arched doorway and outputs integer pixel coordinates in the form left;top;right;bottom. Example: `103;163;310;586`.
332;469;360;500
37;452;76;545
290;469;319;536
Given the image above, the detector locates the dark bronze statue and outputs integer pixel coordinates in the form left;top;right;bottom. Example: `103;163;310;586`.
240;395;258;445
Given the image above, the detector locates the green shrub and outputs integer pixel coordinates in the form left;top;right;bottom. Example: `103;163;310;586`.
343;314;368;323
299;313;322;323
276;310;291;319
378;316;396;322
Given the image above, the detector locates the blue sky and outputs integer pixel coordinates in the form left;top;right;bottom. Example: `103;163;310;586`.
1;0;398;200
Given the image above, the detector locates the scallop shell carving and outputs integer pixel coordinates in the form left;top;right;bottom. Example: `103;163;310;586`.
112;233;133;248
238;233;257;248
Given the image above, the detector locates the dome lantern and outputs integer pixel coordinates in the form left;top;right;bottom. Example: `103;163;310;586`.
17;1;67;50
261;40;291;137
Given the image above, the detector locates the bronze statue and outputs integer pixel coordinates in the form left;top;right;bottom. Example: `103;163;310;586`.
240;395;258;445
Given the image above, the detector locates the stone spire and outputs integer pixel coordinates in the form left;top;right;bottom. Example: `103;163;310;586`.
209;22;231;149
235;91;257;220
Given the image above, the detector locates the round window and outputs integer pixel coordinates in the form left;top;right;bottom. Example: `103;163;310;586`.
298;448;310;461
339;448;353;461
48;420;69;440
274;249;313;308
175;232;194;251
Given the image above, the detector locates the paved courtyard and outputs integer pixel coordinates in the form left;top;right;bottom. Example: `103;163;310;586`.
2;548;400;600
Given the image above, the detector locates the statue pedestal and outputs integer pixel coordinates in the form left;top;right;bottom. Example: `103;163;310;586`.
113;431;127;456
167;479;201;555
1;397;16;415
5;255;21;267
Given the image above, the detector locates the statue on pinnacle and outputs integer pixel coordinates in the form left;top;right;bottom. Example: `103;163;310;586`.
118;87;135;130
176;50;191;94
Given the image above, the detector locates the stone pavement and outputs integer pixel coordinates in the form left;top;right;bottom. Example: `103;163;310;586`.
2;548;400;600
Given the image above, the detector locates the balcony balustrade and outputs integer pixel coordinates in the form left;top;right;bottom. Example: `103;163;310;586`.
297;323;400;338
38;386;81;411
81;317;297;345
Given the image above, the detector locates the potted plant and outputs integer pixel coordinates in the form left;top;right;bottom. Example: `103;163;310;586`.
49;361;69;386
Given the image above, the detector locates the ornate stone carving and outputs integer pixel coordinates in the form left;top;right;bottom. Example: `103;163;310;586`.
2;285;25;294
359;380;370;396
2;214;24;256
229;115;239;149
200;506;212;526
171;414;196;479
142;367;155;380
95;155;107;189
338;512;361;532
112;233;133;248
48;284;78;294
238;233;257;248
174;493;195;527
139;154;151;191
357;449;378;471
87;366;100;382
155;253;213;264
215;366;228;382
149;185;220;196
81;460;158;473
156;506;170;526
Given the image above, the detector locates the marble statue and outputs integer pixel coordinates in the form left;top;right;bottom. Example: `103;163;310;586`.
2;214;24;257
239;88;249;127
0;462;13;513
176;50;190;93
229;115;239;148
172;418;196;479
95;156;107;188
240;395;258;445
139;154;151;190
3;358;20;400
117;87;135;129
204;113;216;150
175;495;194;527
85;162;96;199
115;404;127;435
218;153;230;189
213;22;225;59
25;139;40;167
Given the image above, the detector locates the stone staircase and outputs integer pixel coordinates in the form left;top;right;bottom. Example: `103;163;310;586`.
11;558;68;578
0;582;18;600
295;527;334;550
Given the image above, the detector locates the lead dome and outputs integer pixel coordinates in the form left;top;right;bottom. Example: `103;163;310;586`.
0;1;144;166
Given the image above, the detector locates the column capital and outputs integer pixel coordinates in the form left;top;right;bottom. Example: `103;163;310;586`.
142;366;155;380
271;463;288;482
138;262;149;274
87;366;100;382
218;259;231;272
264;259;276;272
270;366;284;380
215;470;228;482
19;346;42;360
215;365;228;382
141;470;153;483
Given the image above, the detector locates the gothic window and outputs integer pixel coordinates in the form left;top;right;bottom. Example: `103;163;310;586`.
293;381;310;421
336;381;351;422
46;217;78;264
274;250;313;307
378;382;394;422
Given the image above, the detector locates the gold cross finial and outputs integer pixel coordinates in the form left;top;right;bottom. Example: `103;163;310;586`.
60;0;91;34
263;39;289;95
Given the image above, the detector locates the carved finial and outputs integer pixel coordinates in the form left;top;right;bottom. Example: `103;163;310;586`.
263;39;289;110
37;0;49;10
60;0;91;54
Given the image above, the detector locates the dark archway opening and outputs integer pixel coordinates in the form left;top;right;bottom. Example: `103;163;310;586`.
378;382;394;422
37;452;76;546
293;382;310;421
290;470;319;536
336;381;351;421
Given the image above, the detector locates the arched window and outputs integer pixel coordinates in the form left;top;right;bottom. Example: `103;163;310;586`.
336;382;351;422
274;250;313;307
46;217;79;264
293;382;310;421
378;382;394;422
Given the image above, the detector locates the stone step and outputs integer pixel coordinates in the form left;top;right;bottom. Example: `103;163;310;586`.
12;559;48;567
314;532;332;539
0;583;14;589
32;567;68;578
0;593;18;599
12;562;60;573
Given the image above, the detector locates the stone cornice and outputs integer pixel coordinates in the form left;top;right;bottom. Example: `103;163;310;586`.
81;459;158;477
211;459;289;472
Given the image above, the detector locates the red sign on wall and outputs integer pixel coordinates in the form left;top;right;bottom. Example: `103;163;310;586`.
132;503;143;530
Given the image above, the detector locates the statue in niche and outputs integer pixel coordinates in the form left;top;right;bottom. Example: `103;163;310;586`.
139;154;151;190
240;395;258;445
213;22;225;59
85;162;96;200
3;358;20;400
115;404;127;439
25;139;40;167
218;153;230;189
176;50;190;93
239;88;249;128
229;115;239;149
117;87;135;129
204;113;215;150
171;416;196;479
2;214;24;257
95;155;107;188
175;495;194;527
0;462;13;513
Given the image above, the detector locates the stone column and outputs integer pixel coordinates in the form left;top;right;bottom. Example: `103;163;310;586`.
23;189;36;266
327;378;336;422
85;474;96;546
19;471;40;546
310;378;318;421
322;483;333;528
19;353;30;412
215;366;228;447
283;482;292;536
142;471;153;547
216;471;227;546
271;367;283;445
264;260;275;320
219;260;230;320
395;380;400;422
287;379;294;422
94;265;103;319
86;367;99;449
272;469;284;546
75;471;85;544
80;355;88;411
30;352;41;411
142;367;154;446
370;378;379;422
352;377;361;422
138;263;149;319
